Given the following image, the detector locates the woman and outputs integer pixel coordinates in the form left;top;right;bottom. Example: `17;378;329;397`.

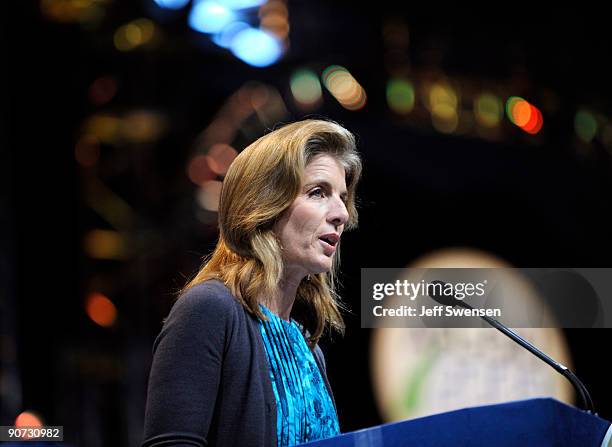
142;119;362;447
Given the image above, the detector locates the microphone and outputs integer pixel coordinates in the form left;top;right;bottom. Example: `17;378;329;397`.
428;280;596;414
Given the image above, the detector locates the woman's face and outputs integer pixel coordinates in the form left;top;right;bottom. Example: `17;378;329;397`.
274;154;349;280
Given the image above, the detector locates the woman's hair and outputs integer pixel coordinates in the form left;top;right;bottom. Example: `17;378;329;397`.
182;119;362;347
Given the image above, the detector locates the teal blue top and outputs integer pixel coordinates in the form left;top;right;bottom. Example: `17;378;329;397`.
258;304;340;446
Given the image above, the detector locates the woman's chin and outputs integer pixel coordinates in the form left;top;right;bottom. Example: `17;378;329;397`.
310;260;333;275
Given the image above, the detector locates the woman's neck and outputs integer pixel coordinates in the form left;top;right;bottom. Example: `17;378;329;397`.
265;270;305;321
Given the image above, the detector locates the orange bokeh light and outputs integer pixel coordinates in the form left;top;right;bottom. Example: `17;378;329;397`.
15;411;43;428
85;292;117;327
187;154;216;185
207;144;238;175
512;100;533;127
523;106;543;134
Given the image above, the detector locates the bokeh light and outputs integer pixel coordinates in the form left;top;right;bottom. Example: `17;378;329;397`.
83;230;127;260
211;21;250;48
428;82;458;133
187;154;216;185
247;83;272;109
120;110;167;143
40;0;108;25
474;93;503;128
505;96;523;125
189;0;236;34
575;109;598;143
15;411;43;427
187;0;288;67
83;114;121;144
387;78;415;114
200;118;236;145
83;111;166;145
207;143;238;175
512;100;533;127
523;105;543;135
290;69;322;108
260;12;290;40
153;0;190;9
197;180;223;211
218;0;267;8
259;0;289;40
322;65;367;111
506;96;543;135
85;292;117;327
230;28;283;67
88;76;118;106
75;134;101;167
113;18;156;51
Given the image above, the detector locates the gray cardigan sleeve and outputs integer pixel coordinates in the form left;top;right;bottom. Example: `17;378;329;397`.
142;284;234;447
312;343;338;417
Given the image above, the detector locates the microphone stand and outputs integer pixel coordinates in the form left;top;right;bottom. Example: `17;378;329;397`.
454;298;596;414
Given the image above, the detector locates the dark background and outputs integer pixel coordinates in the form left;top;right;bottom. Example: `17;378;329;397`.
3;2;612;445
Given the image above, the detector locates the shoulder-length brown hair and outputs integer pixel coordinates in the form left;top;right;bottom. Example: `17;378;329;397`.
182;119;362;347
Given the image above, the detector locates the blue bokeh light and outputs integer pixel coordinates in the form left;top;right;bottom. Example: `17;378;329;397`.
212;21;250;48
217;0;267;9
153;0;191;9
188;0;236;34
230;28;283;67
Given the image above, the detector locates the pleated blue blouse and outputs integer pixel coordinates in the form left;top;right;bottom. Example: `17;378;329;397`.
258;304;340;446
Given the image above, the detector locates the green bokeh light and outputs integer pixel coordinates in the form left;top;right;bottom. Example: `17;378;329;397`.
387;78;415;114
290;69;322;105
574;109;598;143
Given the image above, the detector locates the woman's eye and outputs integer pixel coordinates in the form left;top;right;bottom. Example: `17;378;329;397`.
309;188;325;198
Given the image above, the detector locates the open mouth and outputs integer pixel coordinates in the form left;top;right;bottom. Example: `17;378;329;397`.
318;233;339;247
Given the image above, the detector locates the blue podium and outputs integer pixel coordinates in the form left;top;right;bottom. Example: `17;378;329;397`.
300;398;612;447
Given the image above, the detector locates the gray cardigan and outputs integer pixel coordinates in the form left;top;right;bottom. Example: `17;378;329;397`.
142;280;337;447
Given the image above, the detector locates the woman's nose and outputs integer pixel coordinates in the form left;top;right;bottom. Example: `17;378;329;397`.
328;196;349;227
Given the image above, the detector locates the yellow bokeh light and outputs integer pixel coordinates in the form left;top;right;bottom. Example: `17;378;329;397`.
429;83;457;110
343;87;367;111
474;93;502;128
121;110;167;143
432;103;456;121
83;114;121;144
329;73;359;101
432;110;459;134
83;229;127;260
114;18;156;51
41;0;109;24
125;24;142;45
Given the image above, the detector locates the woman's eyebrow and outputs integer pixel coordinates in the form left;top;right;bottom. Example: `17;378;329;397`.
304;180;348;196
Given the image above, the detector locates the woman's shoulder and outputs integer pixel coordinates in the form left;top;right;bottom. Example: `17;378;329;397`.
180;279;237;305
167;280;242;324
